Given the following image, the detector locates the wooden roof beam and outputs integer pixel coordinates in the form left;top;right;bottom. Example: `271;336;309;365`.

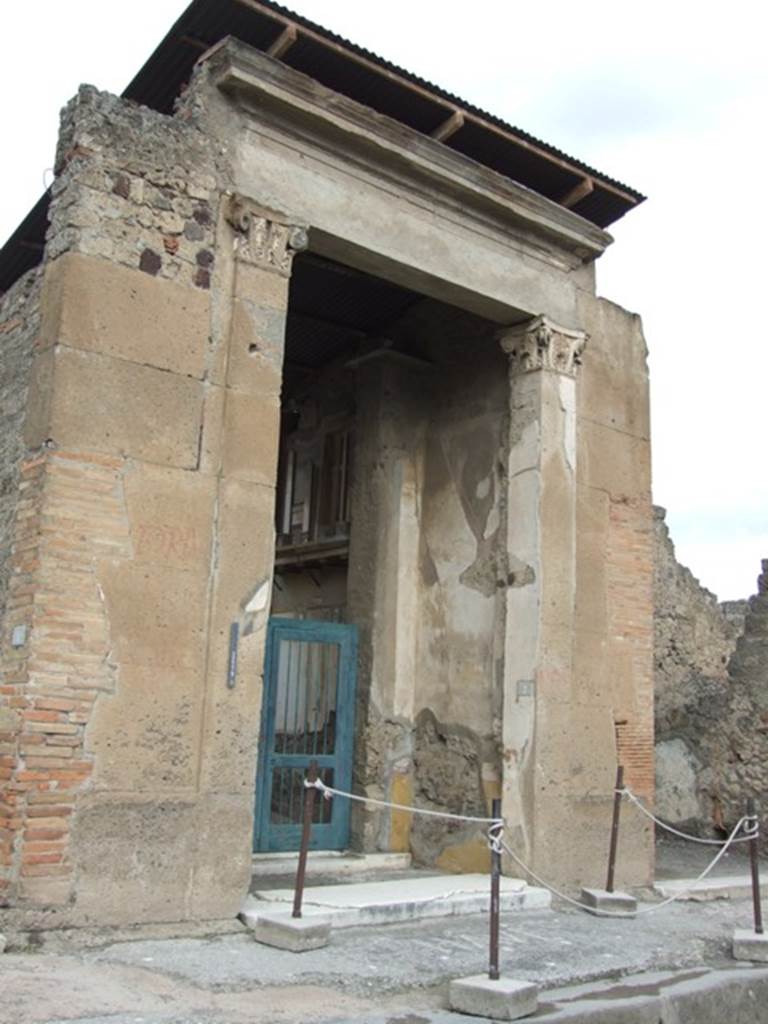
431;110;464;143
234;0;641;209
268;24;298;60
560;177;594;209
178;34;210;52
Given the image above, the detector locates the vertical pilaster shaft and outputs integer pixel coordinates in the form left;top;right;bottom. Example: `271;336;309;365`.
498;316;586;866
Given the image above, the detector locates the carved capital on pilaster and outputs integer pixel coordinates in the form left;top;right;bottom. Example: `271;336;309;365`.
499;315;587;377
225;194;308;275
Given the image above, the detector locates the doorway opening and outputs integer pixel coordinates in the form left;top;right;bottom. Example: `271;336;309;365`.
254;248;505;856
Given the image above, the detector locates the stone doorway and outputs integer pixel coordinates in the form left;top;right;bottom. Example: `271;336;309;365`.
258;246;505;861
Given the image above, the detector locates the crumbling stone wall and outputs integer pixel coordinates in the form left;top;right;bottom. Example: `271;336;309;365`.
49;85;219;289
654;507;768;835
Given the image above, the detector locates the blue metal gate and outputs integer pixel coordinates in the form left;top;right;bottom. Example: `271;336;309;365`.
253;618;358;852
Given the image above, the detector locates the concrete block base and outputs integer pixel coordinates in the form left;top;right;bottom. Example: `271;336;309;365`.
249;912;331;952
580;887;637;916
449;974;538;1020
733;928;768;961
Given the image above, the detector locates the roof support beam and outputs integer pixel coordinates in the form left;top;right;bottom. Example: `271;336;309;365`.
233;0;641;210
178;34;210;52
431;110;464;143
267;24;298;60
560;177;594;209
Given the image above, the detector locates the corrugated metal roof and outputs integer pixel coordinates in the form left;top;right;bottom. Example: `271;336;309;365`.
0;0;645;295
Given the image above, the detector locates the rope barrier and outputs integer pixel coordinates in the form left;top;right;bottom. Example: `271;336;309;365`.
618;787;757;845
500;814;752;918
304;777;503;826
304;777;760;919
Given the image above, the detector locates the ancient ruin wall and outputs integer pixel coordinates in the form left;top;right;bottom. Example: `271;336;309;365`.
653;506;739;826
654;508;768;834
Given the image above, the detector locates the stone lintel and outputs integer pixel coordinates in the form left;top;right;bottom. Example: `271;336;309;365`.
206;40;612;265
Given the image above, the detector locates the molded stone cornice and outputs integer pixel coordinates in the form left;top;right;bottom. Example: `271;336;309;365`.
225;194;308;275
205;40;612;267
499;315;587;377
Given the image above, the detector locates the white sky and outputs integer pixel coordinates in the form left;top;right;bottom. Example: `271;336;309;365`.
2;0;766;601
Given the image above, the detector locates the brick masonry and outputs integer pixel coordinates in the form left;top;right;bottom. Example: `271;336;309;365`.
608;496;654;798
0;451;131;905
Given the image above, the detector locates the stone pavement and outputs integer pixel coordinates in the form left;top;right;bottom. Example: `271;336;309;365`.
3;889;768;1024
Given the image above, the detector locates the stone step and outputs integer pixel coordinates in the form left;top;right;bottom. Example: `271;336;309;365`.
241;873;550;930
251;850;412;881
654;872;768;901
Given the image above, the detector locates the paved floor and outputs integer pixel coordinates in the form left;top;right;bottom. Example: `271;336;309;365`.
2;889;765;1024
4;837;767;1024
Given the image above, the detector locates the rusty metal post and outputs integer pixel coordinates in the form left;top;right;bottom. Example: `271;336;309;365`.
489;798;501;981
292;760;318;919
748;797;763;935
606;765;624;893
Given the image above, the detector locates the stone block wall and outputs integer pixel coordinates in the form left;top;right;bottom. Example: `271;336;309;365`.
0;83;293;926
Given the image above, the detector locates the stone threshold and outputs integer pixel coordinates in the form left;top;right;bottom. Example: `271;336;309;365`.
251;850;413;880
242;873;550;930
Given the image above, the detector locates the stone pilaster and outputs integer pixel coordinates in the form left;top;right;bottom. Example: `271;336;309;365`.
347;351;428;853
498;315;587;868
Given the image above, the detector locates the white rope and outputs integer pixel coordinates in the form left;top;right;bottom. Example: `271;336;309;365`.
487;820;505;855
499;814;752;918
619;787;757;845
302;776;759;917
304;777;503;826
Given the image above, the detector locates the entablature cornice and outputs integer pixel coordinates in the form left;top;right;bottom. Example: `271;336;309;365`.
203;39;612;269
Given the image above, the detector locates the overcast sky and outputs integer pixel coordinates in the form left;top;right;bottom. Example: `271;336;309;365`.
2;1;766;600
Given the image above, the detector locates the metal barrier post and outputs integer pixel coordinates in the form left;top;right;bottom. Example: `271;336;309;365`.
489;797;501;981
606;764;624;893
292;760;318;919
748;797;763;935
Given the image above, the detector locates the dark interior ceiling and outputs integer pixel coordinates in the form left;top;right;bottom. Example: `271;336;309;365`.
0;0;645;296
285;254;422;371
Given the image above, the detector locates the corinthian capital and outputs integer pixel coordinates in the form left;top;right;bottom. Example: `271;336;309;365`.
226;194;308;275
499;315;587;377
